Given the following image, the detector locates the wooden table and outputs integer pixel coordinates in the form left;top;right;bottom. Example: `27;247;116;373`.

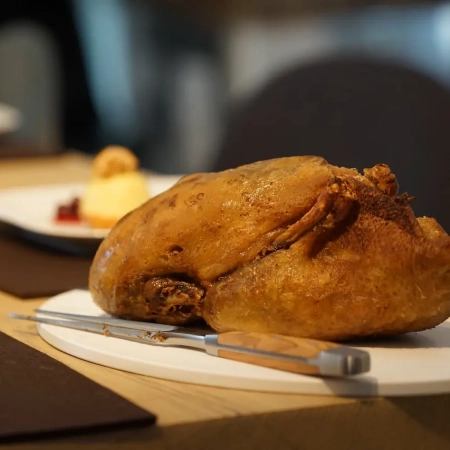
0;153;449;449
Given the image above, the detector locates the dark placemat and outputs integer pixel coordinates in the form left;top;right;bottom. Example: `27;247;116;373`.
0;142;62;158
0;331;156;444
0;232;92;298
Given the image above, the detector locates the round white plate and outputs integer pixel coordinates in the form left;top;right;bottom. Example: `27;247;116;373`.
0;174;182;240
36;290;450;397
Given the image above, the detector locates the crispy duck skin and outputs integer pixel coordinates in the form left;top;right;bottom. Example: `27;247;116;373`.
89;156;450;341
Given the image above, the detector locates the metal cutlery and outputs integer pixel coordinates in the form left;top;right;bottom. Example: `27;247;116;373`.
10;309;370;377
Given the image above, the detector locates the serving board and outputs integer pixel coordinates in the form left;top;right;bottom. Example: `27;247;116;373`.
36;290;450;397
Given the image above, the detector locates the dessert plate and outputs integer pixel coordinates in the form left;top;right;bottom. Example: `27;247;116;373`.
0;174;182;240
36;289;450;397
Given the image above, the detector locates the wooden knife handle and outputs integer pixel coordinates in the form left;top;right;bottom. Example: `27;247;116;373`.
205;331;370;377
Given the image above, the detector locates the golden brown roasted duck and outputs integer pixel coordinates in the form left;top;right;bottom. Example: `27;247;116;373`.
89;156;450;341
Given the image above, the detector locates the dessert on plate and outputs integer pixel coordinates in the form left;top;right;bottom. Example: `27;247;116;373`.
79;146;150;229
88;156;450;341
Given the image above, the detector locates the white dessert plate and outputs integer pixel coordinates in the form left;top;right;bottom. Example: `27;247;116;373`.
0;174;182;240
36;289;450;397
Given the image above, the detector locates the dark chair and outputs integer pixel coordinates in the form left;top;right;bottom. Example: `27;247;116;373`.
214;55;450;231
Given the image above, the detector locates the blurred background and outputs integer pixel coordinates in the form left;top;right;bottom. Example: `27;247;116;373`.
1;0;449;175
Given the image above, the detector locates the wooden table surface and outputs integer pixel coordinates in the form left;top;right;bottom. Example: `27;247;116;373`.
0;152;449;449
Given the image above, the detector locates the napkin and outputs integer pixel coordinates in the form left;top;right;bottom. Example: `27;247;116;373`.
0;231;92;298
0;331;156;443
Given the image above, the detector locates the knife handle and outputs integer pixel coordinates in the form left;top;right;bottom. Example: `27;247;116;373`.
204;331;370;377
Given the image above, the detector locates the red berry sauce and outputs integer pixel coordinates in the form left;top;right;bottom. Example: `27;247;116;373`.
55;197;81;223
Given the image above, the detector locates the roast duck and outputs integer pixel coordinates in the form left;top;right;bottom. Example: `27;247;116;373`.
89;156;450;341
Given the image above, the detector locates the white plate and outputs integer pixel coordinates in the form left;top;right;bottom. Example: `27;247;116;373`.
0;174;182;240
36;289;450;397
